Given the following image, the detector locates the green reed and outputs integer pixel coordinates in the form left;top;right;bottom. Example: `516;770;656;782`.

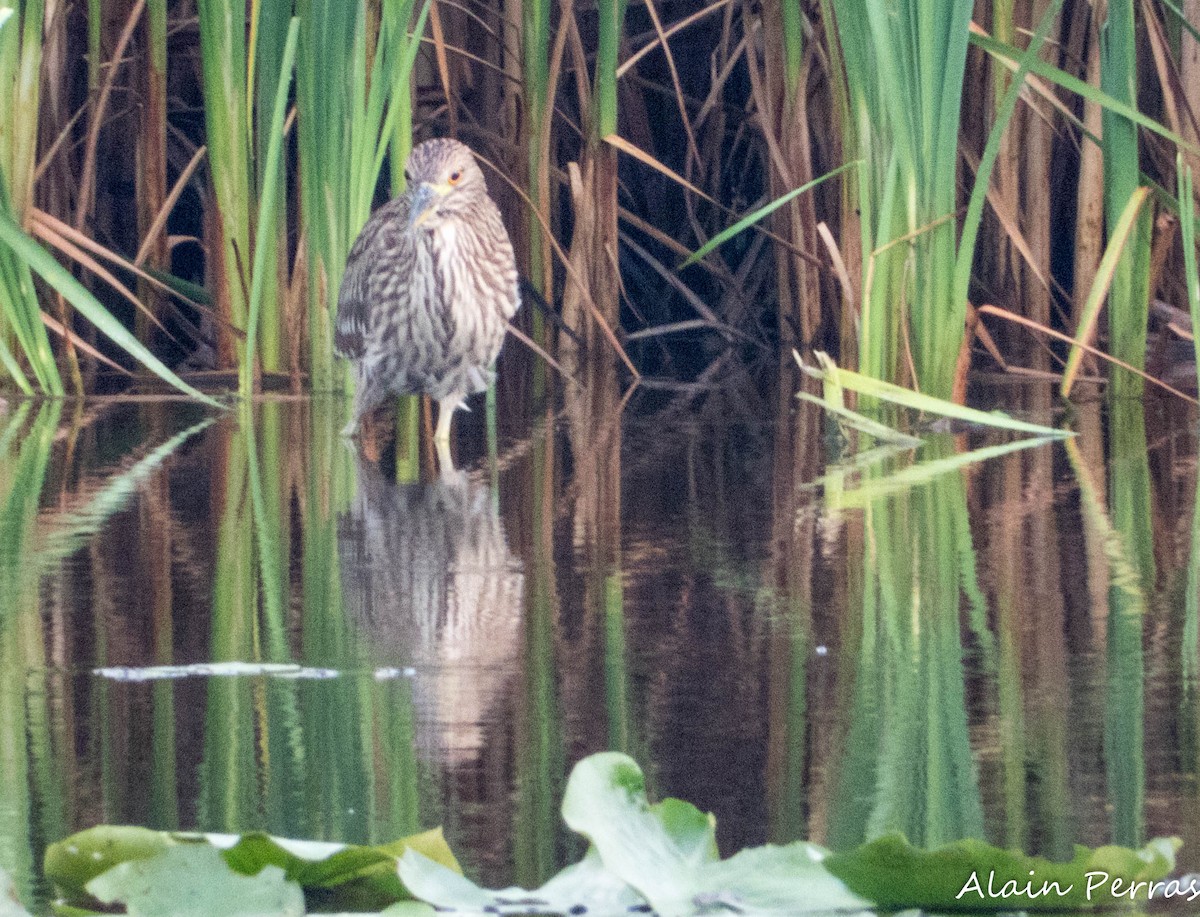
0;2;59;394
295;0;429;393
1100;0;1151;400
2;1;1197;406
780;0;804;94
825;0;1067;398
826;0;972;396
196;0;292;382
514;421;566;889
593;1;627;142
523;0;551;303
242;16;299;396
827;455;984;847
1178;156;1200;379
0;2;37;234
1067;412;1150;847
195;0;252;365
0;402;63;906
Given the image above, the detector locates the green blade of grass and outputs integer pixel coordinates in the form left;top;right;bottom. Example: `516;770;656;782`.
825;0;975;396
0;239;54;393
797;351;1073;438
824;436;1066;511
795;391;924;448
0;319;31;393
241;16;299;397
1059;186;1151;398
1178;154;1200;377
0;1;60;395
298;0;425;392
197;0;252;341
37;418;217;566
1160;0;1200;45
594;0;629;140
969;30;1200;157
1100;0;1149;399
681;162;860;268
952;0;1065;318
0;210;223;407
370;0;431;185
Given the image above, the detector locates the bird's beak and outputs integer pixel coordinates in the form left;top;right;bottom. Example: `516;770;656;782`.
408;184;436;229
408;182;447;230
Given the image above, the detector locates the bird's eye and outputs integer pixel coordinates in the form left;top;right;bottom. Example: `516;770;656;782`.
448;171;462;186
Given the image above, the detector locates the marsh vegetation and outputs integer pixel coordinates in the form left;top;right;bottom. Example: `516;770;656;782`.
4;2;1200;915
3;0;1200;402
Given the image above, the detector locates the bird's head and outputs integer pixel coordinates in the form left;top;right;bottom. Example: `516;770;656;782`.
404;138;487;230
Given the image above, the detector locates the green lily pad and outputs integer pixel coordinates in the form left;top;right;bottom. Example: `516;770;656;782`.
86;845;304;917
824;832;1181;911
375;904;439;916
560;752;716;916
398;846;647;915
561;752;871;916
46;825;460;913
44;825;177;904
687;843;877;915
218;828;459;911
37;755;1192;917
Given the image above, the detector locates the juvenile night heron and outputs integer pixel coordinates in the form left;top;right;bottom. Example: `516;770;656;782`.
335;138;519;451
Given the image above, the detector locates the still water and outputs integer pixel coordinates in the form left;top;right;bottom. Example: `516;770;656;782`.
1;373;1199;911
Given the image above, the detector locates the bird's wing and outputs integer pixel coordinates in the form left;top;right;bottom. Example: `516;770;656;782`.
335;197;411;360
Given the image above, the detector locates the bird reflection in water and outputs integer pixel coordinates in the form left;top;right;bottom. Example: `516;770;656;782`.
337;453;524;765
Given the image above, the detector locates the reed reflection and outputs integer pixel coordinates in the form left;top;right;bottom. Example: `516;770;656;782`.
338;454;525;764
824;439;985;851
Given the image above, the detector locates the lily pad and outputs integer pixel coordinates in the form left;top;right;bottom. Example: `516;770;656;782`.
44;825;177;903
218;828;459;911
37;755;1191;917
46;825;460;914
86;845;304;917
375;904;439;916
561;752;870;916
824;832;1181;912
399;846;647;915
401;753;871;916
687;843;876;915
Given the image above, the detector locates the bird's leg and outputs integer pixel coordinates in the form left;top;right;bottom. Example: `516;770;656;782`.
434;395;459;444
433;395;460;473
435;437;454;473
